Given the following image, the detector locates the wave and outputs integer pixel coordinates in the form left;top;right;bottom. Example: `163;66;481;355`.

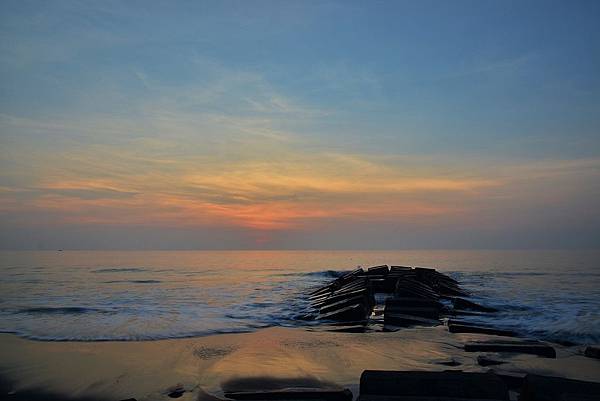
92;267;146;273
278;270;344;278
9;327;261;342
3;265;599;345
16;306;115;315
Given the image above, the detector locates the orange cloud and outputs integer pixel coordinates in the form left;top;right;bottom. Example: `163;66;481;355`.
0;130;502;231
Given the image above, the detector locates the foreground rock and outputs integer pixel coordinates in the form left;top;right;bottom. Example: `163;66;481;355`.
224;388;353;401
358;370;509;400
584;345;600;359
520;374;600;401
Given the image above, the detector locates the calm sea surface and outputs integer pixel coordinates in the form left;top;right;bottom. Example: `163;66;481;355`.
0;250;599;343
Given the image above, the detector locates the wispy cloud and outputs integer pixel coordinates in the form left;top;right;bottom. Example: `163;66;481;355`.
1;105;502;230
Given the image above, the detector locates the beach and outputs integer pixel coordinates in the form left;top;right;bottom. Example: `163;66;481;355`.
1;250;600;400
1;326;599;400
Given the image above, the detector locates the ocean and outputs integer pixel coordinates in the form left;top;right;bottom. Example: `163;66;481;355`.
0;250;599;344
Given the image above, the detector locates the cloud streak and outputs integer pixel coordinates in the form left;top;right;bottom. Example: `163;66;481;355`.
3;107;598;237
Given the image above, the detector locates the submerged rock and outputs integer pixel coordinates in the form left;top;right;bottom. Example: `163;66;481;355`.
477;355;506;366
448;323;516;337
452;297;498;313
584;345;600;359
166;384;186;398
434;358;462;366
464;341;556;358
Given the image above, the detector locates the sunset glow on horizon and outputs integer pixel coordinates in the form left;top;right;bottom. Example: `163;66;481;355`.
1;1;599;249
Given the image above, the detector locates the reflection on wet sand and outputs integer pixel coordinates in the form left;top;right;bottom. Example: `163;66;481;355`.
1;326;599;401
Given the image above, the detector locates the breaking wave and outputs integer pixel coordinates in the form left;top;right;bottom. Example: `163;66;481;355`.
1;251;598;344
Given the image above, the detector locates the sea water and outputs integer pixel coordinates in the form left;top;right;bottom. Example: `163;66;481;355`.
0;250;598;343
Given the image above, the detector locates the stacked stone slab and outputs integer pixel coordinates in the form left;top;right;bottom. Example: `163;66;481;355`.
308;263;524;337
385;266;457;327
309;268;375;323
309;264;484;328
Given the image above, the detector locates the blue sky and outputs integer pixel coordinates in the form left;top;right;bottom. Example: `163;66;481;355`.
1;1;599;249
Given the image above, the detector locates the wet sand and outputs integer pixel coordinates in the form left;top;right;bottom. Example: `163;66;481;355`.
1;326;599;400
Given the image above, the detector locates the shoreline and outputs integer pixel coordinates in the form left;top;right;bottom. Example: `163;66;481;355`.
1;326;599;401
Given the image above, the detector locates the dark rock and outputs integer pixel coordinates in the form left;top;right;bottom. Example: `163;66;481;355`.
367;265;389;276
224;388;353;401
309;264;484;328
488;370;526;390
311;273;374;323
221;378;352;400
384;312;439;327
167;388;185;398
359;370;509;400
584;345;600;359
318;294;373;314
367;278;388;293
437;281;470;297
380;276;400;292
309;268;364;296
119;399;138;401
389;269;417;279
390;265;412;273
311;283;370;303
310;280;367;301
312;287;372;308
317;303;370;322
520;374;600;401
452;297;498;313
449;323;516;337
477;355;506;366
435;358;462;367
414;267;460;288
381;325;400;332
560;394;600;401
386;297;442;309
413;267;437;276
385;297;441;322
386;305;440;319
395;278;440;300
464;341;556;358
310;277;369;301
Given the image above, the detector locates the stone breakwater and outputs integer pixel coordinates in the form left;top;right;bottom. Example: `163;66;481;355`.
305;264;597;352
306;264;600;363
307;264;498;330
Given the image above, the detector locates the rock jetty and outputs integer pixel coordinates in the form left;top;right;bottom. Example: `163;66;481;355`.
307;264;499;331
306;264;571;360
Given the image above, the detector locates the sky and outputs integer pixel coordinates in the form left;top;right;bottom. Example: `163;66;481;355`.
0;0;599;250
